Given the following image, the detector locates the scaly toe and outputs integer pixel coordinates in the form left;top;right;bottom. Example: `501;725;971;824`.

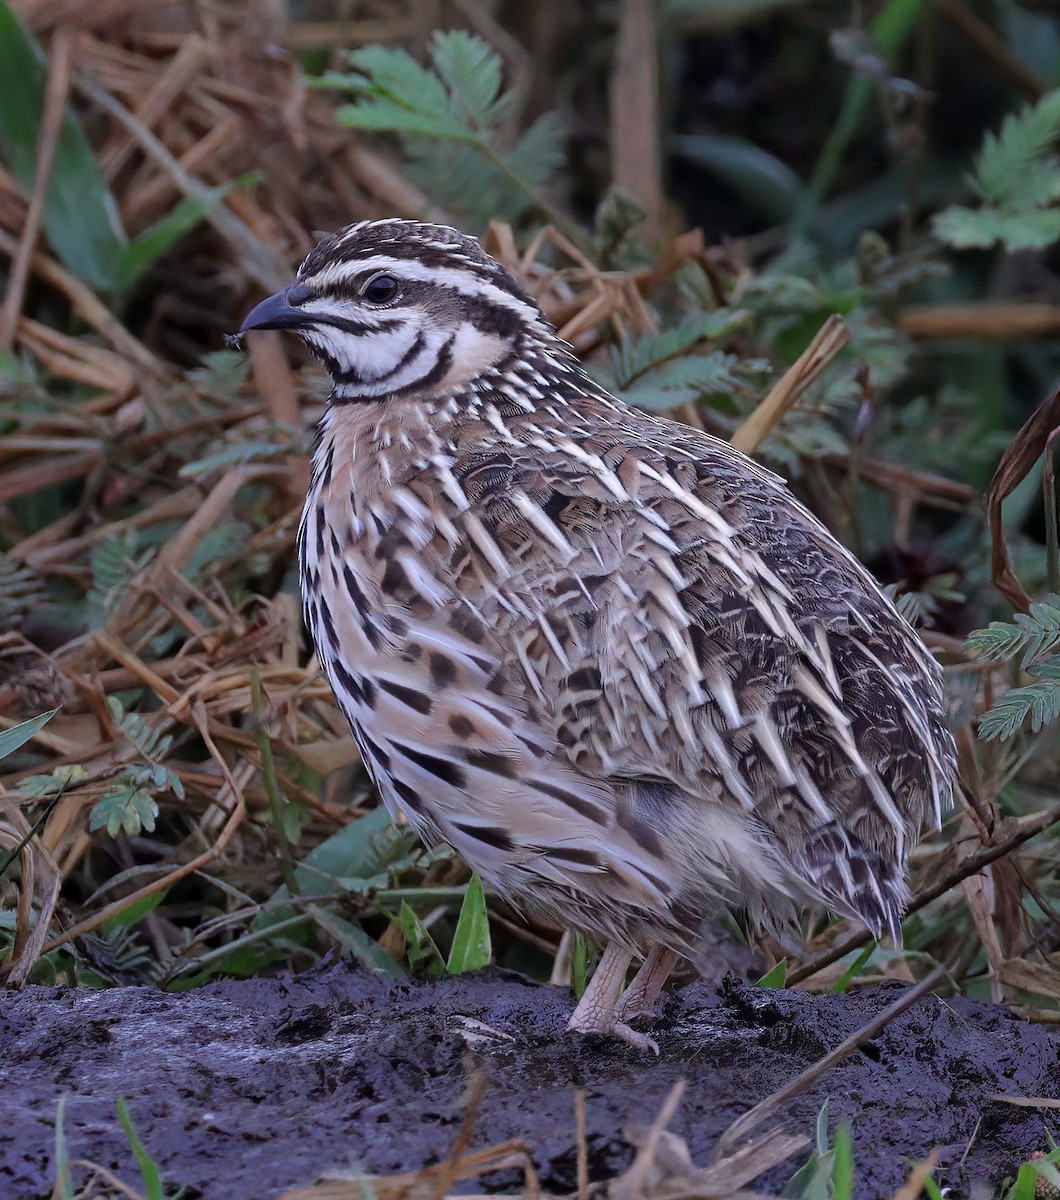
613;995;656;1025
613;1021;660;1054
566;1011;659;1053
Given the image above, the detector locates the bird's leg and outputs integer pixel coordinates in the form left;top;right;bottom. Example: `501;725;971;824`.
613;945;680;1024
566;942;658;1052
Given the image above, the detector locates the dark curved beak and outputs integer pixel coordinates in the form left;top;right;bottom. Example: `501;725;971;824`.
238;289;305;335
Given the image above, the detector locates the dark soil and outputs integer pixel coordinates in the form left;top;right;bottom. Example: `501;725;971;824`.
1;964;1057;1199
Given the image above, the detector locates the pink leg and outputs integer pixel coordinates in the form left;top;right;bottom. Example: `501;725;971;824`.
566;942;658;1052
614;945;680;1024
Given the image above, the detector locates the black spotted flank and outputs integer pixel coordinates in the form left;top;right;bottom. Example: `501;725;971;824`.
392;741;466;788
533;780;607;825
451;820;515;853
448;713;476;738
429;652;458;688
463;748;516;778
391;778;423;813
379;678;432;715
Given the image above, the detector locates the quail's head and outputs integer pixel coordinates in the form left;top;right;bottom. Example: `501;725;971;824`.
238;220;552;401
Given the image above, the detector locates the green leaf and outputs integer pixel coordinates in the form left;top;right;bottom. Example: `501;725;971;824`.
430;30;505;130
0;1;126;290
975;89;1060;206
505;113;565;189
0;708;56;760
88;533;148;631
619;351;765;410
113;187;231;299
108;697;173;762
115;1100;164;1200
446;874;492;973
831;1125;856;1200
977;661;1060;741
757;960;788;988
607;310;751;389
336;44;465;140
399;900;445;978
571;931;591;998
89;786;159;837
50;1096;72;1200
934;89;1060;254
101;888;168;935
672;132;804;223
293;806;408;897
306;904;406;978
964;598;1060;667
931;206;1006;249
324;31;567;232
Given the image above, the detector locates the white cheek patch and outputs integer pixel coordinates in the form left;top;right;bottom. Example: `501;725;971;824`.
438;323;509;391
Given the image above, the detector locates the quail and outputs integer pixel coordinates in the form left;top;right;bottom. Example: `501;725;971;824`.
239;219;956;1049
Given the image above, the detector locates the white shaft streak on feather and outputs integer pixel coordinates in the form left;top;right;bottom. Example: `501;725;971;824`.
510;490;576;560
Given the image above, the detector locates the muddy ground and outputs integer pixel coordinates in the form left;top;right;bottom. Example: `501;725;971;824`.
1;963;1058;1199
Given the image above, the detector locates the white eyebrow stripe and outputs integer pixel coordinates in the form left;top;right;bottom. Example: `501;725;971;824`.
306;256;541;323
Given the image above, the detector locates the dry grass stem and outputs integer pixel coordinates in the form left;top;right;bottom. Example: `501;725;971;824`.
730;315;850;454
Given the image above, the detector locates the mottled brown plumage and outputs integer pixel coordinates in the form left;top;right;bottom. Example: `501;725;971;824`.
239;219;956;1048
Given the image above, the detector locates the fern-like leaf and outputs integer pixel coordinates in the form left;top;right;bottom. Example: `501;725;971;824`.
322;31;564;228
89;785;159;837
0;553;43;627
977;659;1060;741
108;696;173;762
607;310;750;388
964;597;1060;668
975;89;1060;207
933;88;1060;253
620;352;767;410
430;30;505;130
87;532;148;630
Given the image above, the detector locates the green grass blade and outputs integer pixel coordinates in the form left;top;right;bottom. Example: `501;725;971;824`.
113;188;228;299
49;1096;73;1200
831;1124;855;1200
0;1;126;291
446;873;492;973
115;1098;164;1200
797;0;926;224
0;708;56;760
829;943;876;993
399;900;445;978
757;960;788;988
306;904;406;978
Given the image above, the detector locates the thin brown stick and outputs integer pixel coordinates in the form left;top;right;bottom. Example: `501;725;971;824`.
574;1089;589;1200
609;0;663;242
899;302;1060;340
430;1071;487;1200
936;0;1045;101
0;29;75;349
730;315;850;454
892;1149;941;1200
612;1080;687;1200
715;964;948;1157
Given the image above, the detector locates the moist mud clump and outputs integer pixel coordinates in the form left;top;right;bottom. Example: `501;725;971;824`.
1;964;1057;1198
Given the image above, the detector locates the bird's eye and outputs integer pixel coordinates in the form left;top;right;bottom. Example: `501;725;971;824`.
362;274;400;305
